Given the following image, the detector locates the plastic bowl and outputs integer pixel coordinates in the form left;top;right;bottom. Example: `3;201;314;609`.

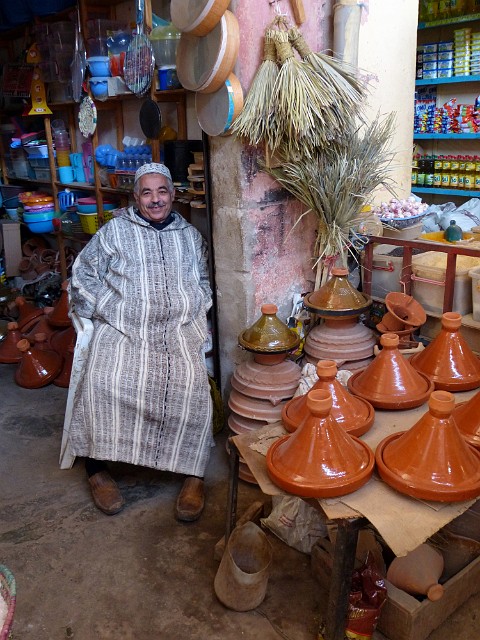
87;56;111;76
89;77;109;100
23;210;56;222
5;208;19;221
77;202;116;213
26;219;56;233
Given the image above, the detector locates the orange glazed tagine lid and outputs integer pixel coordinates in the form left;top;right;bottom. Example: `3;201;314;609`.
375;390;480;502
15;338;63;389
266;388;374;498
281;359;375;437
302;267;372;317
238;303;300;354
0;322;23;363
348;333;434;410
452;390;480;449
410;312;480;392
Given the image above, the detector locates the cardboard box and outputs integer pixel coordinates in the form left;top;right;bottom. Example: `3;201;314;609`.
0;220;22;276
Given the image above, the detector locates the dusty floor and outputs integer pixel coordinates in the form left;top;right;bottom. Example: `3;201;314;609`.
0;362;479;640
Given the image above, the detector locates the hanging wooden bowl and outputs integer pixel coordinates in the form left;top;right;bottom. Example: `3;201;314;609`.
176;10;240;94
171;0;231;36
195;73;244;136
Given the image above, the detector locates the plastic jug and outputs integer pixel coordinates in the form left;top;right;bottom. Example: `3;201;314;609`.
149;24;181;67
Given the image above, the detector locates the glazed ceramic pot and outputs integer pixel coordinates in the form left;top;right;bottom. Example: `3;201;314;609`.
348;333;434;410
23;307;56;345
50;325;76;357
53;344;74;388
15;338;63;388
238;303;300;354
231;358;301;404
304;317;376;365
410;312;480;392
0;322;23;363
14;296;43;331
386;544;444;601
266;388;374;498
47;281;72;328
282;359;375;437
452;390;480;449
375;390;480;502
228;388;287;422
302;267;371;317
385;292;427;327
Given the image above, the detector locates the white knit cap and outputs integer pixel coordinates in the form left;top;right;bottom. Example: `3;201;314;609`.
134;162;172;185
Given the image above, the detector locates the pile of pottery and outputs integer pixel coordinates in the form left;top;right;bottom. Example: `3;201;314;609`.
302;268;377;371
0;281;76;389
17;237;77;282
376;291;426;348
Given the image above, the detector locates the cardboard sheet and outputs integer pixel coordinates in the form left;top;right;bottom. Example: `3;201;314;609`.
232;388;479;557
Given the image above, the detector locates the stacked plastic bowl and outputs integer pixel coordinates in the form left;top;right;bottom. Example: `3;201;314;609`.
19;192;58;233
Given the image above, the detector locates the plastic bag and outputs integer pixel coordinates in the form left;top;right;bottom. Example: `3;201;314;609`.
345;552;388;639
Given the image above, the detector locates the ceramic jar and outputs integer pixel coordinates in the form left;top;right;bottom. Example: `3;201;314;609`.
387;544;444;601
238;304;300;354
15;338;63;388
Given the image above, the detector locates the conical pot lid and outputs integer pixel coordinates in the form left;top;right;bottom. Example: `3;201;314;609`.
15;338;63;389
303;268;372;317
452;391;480;449
47;281;72;328
50;325;76;357
266;389;374;498
14;296;43;331
376;390;480;502
238;304;300;354
410;312;480;392
348;333;434;409
385;292;427;327
282;360;375;437
23;307;56;345
0;322;23;363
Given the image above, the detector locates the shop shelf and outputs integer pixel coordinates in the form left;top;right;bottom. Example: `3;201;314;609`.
418;12;480;29
415;75;480;86
413;133;480;140
411;187;480;197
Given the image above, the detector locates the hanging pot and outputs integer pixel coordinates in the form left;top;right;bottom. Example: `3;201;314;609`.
139;98;162;140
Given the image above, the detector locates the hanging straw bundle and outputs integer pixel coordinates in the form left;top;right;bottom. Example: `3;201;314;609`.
262;114;396;289
230;28;280;146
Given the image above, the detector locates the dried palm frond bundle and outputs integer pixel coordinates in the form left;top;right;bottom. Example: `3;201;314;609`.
262;114;397;289
230;28;280;146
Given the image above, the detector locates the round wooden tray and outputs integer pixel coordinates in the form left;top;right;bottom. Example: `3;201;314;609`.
171;0;231;36
195;72;244;136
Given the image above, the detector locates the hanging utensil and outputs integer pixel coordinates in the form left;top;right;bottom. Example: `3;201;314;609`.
139;97;162;139
123;0;155;97
71;5;87;103
78;96;97;138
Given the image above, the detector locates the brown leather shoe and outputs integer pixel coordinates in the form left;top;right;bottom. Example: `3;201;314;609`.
175;477;205;522
88;471;124;515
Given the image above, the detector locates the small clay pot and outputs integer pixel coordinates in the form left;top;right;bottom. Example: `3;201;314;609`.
15;338;63;388
387;544;444;601
0;322;23;363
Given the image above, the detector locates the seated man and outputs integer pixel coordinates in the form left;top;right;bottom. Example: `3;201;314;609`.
68;163;213;522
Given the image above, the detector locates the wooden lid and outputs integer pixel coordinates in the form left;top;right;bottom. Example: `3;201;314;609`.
171;0;231;36
195;72;244;136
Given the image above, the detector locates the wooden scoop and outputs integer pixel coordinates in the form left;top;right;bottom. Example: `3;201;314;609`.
290;0;305;24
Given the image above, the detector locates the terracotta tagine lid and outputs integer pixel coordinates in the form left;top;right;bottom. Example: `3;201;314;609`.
14;296;43;331
47;281;72;328
15;338;63;388
50;325;76;357
386;544;445;602
375;390;480;502
410;312;480;392
347;333;434;409
0;322;23;363
385;292;427;327
227;412;269;435
302;268;372;317
23;307;56;345
304;316;376;365
238;303;300;354
452;390;480;449
266;388;375;498
231;358;301;404
282;360;375;437
228;388;287;422
53;344;74;388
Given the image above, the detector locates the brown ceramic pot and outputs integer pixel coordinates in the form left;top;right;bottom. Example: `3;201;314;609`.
386;544;444;601
231;358;301;404
302;267;372;317
14;296;43;331
47;281;72;328
23;307;56;345
266;389;374;498
348;333;434;410
452;390;480;449
238;303;300;354
53;344;74;387
385;292;427;327
375;390;480;502
50;325;76;357
410;312;480;392
282;360;375;437
15;338;63;388
0;322;23;363
228;388;287;422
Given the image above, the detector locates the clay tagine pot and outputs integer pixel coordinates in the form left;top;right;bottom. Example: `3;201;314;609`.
238;303;300;354
227;412;269;435
348;333;434;410
14;296;43;331
0;322;23;363
50;325;76;358
23;307;56;345
452;390;480;449
15;338;63;388
266;388;375;498
375;390;480;502
387;544;444;602
47;281;72;328
53;344;74;388
410;312;480;392
231;357;301;405
282;359;375;437
304;316;377;366
302;267;372;317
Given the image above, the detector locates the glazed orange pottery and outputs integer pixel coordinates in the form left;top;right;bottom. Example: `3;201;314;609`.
282;359;375;437
375;390;480;502
266;388;374;498
386;544;444;602
0;322;23;363
385;292;427;327
452;390;480;449
23;307;56;345
348;333;434;409
238;303;300;353
53;344;74;388
14;296;43;331
302;267;371;316
47;281;72;328
410;312;480;392
15;338;63;388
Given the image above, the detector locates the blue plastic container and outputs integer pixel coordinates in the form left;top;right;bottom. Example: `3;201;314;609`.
89;77;109;100
87;57;111;77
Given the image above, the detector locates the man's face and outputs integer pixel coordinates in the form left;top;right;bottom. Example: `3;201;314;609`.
134;173;175;223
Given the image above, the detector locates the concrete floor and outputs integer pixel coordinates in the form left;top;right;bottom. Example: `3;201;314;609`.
1;361;479;640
